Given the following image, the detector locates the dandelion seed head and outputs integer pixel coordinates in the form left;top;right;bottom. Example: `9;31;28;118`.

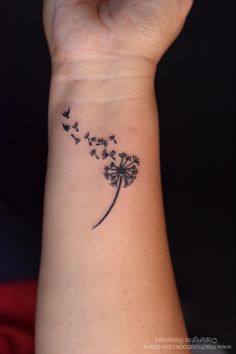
103;152;140;188
132;155;140;165
119;152;127;159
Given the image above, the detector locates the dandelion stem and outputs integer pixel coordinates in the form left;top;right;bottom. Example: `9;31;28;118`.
93;176;123;229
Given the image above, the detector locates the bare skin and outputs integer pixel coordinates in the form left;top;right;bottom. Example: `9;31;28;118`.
36;1;193;353
43;0;192;62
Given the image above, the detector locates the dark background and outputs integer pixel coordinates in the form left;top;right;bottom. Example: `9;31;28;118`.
0;0;234;348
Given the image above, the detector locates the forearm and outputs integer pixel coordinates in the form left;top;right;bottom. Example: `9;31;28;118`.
36;58;188;354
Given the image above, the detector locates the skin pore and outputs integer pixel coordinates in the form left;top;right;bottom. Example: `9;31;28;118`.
36;1;193;353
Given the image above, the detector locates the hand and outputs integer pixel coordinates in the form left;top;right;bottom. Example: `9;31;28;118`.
43;0;193;66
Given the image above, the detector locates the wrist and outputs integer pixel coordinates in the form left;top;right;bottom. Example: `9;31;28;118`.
51;54;156;78
50;55;156;104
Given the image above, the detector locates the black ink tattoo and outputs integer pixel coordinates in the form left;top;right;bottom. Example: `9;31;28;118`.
63;107;70;119
61;107;140;230
96;138;108;148
72;122;79;132
71;134;81;145
109;135;117;144
84;132;94;146
92;153;140;229
102;149;116;161
90;149;99;160
63;123;71;132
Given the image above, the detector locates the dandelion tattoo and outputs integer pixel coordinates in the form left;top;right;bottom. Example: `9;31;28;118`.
63;123;71;132
90;149;99;160
102;149;116;161
62;107;70;119
72;122;79;132
71;134;81;145
96;138;108;148
92;153;139;229
84;132;95;146
61;107;140;229
109;135;117;144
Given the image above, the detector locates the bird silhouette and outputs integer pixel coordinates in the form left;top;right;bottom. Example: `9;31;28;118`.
62;107;70;119
62;124;71;132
